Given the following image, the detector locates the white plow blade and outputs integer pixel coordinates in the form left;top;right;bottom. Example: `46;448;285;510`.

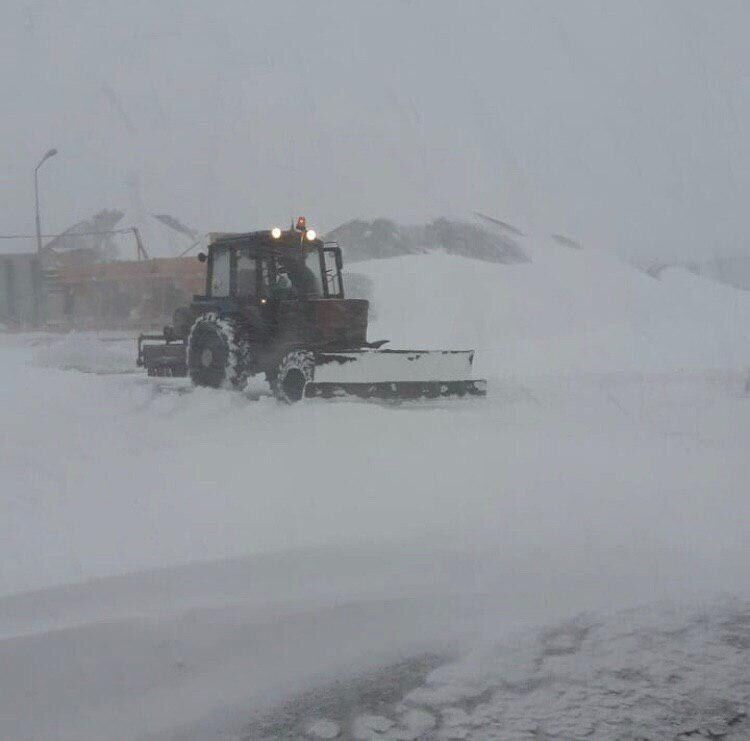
313;349;477;383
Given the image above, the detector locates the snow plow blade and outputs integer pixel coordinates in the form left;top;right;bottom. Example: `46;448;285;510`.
305;349;486;400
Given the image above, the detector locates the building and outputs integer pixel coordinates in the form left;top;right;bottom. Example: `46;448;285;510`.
0;253;43;328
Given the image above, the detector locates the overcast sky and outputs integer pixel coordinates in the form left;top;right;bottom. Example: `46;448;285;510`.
2;0;748;260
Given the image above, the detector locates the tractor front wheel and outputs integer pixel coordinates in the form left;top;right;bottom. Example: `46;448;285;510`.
273;350;315;403
187;313;248;389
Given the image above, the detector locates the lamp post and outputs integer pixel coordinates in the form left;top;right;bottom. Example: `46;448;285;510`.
34;148;57;254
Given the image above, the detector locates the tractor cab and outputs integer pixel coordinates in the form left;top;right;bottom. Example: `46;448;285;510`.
138;220;369;379
198;224;344;306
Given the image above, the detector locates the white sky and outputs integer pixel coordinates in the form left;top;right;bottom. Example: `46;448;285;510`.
2;0;748;260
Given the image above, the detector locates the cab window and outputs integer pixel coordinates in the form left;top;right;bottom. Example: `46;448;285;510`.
210;247;230;297
236;253;257;298
259;257;277;299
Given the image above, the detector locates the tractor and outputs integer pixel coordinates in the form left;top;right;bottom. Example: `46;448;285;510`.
137;219;485;402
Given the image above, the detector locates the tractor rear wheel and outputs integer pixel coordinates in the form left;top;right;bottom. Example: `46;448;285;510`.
187;313;248;389
273;350;315;403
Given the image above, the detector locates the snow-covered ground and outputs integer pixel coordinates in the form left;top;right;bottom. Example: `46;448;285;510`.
2;239;750;739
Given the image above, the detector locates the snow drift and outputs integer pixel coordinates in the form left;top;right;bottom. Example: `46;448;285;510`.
359;237;750;375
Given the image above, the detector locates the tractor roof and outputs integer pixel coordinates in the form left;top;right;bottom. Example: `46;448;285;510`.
207;229;323;257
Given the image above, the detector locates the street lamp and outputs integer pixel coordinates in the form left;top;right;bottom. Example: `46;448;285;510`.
34;148;58;254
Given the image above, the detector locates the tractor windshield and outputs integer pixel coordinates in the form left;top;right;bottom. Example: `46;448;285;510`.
217;240;338;301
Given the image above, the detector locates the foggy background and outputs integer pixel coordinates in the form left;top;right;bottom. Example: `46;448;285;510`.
3;3;750;738
3;0;749;261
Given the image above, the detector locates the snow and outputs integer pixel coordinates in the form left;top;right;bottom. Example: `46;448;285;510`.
306;719;342;739
362;240;750;376
31;331;136;374
2;240;750;739
342;598;750;739
354;714;395;736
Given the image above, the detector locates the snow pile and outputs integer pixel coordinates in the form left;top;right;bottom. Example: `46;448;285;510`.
684;255;750;292
327;218;528;265
357;239;750;376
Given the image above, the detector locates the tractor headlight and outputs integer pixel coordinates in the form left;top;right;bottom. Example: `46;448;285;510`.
305;229;317;241
271;227;282;239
